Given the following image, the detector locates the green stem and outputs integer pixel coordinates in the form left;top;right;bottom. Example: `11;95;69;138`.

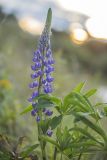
77;153;82;160
42;141;47;160
60;152;63;160
38;124;47;160
53;147;57;160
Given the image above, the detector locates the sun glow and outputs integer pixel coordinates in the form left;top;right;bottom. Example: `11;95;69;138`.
86;17;107;39
18;17;43;35
58;0;107;40
70;28;88;44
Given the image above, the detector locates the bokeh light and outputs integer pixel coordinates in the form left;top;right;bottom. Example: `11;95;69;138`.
70;28;88;44
18;17;43;35
86;17;107;39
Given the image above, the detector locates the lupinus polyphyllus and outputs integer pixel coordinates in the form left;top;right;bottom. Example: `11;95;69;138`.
28;8;54;136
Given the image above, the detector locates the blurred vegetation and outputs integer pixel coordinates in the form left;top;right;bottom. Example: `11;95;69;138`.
0;7;107;159
0;7;107;100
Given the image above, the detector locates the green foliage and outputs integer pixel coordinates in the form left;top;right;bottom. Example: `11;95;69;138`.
37;82;107;160
20;144;39;158
50;115;62;130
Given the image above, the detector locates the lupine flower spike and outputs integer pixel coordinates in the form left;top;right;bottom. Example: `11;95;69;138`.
28;8;54;136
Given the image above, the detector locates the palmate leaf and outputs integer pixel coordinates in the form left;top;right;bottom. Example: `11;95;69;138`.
20;95;60;115
63;91;94;114
72;112;107;142
20;101;54;115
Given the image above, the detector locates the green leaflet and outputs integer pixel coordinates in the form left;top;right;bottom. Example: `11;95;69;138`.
85;89;97;98
69;127;104;146
63;91;94;114
20;105;32;115
72;112;107;142
73;82;85;92
37;98;54;108
50;115;62;130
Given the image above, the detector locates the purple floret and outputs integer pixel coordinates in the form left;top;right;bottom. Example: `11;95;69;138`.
36;116;40;122
45;109;53;116
28;97;32;102
29;82;34;89
33;81;39;87
32;91;39;99
46;75;54;83
31;65;37;71
31;109;37;116
44;86;53;93
47;129;53;137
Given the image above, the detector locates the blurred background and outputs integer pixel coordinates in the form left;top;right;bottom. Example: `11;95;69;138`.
0;0;107;141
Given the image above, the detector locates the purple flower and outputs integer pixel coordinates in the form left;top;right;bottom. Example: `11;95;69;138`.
31;109;38;116
28;8;54;106
32;57;38;62
35;62;42;68
28;97;32;102
29;82;34;89
36;116;40;122
42;79;46;84
47;129;53;137
31;73;39;79
33;81;39;87
45;66;54;73
48;59;55;65
46;49;52;57
33;50;41;56
46;75;54;83
37;70;43;76
45;109;53;116
44;86;53;93
32;91;39;99
43;59;48;66
31;65;37;71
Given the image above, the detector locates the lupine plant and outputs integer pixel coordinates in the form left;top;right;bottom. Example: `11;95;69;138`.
20;8;107;160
